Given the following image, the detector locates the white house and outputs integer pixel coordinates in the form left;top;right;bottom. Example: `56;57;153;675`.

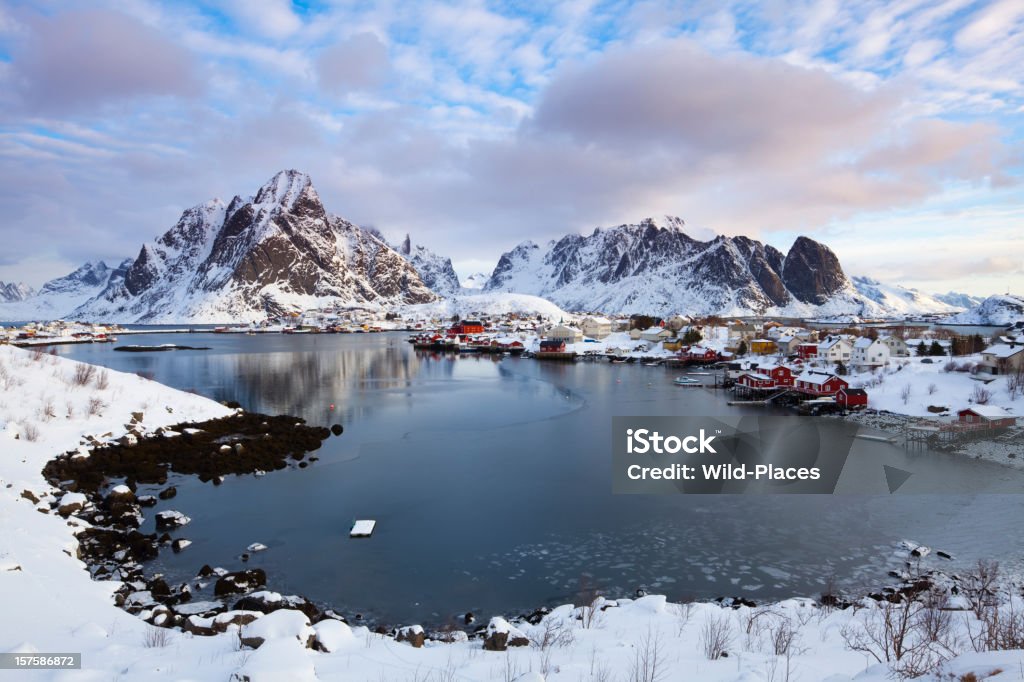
851;337;890;368
546;324;583;343
979;342;1024;375
580;316;613;340
816;335;853;364
639;326;673;343
774;334;801;356
878;335;909;357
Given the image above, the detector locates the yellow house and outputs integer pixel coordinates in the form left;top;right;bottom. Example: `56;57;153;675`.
750;339;776;355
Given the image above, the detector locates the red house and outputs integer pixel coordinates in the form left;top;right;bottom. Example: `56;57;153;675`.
450;319;485;335
684;346;719;362
795;373;848;396
737;373;775;390
538;339;566;353
756;363;795;387
796;343;818;360
836;387;868;409
957;406;1016;429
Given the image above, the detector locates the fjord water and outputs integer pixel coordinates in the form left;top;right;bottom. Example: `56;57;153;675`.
57;333;1024;625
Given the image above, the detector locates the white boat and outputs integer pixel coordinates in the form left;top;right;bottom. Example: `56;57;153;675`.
673;376;701;386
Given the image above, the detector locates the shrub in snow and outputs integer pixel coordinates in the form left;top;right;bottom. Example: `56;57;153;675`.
395;624;425;648
971;385;992;405
699;612;735;660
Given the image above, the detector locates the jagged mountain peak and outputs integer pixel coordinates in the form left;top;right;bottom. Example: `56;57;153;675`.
482;219;865;315
391;235;460;296
0;280;34;303
67;171;435;322
253;169;317;211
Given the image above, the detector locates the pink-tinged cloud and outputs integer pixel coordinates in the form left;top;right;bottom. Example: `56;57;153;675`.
11;9;201;113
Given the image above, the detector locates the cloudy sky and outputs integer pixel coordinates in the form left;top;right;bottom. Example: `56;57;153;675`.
0;0;1021;296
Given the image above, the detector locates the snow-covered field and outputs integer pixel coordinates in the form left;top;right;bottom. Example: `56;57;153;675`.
2;345;1024;681
842;355;1021;418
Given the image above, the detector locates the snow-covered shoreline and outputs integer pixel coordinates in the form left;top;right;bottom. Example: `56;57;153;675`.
2;345;1024;681
841;409;1024;473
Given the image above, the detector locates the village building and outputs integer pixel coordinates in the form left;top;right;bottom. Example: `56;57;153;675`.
773;335;801;356
851;337;890;368
978;342;1024;375
796;342;818;359
836;387;868;410
665;315;689;332
538;339;566;353
878;335;910;357
639;327;673;343
750;339;776;355
795;372;849;396
728;322;759;343
753;362;795;387
956;406;1017;429
580;316;613;340
816;336;852;364
546;325;583;344
450;319;485;335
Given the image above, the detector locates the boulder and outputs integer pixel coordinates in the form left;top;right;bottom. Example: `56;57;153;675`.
232;592;319;621
158;486;177;500
229;637;318;682
313;619;354;652
212;610;263;633
214;569;267;596
483;617;530;651
239;609;315;649
57;492;87;517
154;510;191;530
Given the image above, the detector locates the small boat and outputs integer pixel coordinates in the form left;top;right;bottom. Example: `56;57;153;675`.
644;361;662;367
673;376;701;386
687;372;711;376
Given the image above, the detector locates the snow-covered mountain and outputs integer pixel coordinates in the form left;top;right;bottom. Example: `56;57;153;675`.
0;261;131;321
482;217;875;316
933;291;985;310
0;280;33;303
948;294;1024;326
850;276;966;315
394;235;461;296
67;171;435;323
460;272;490;291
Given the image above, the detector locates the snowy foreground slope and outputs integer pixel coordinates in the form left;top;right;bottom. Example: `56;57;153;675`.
1;346;1023;681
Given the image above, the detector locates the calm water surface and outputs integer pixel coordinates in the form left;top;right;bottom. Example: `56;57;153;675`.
56;332;1024;624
